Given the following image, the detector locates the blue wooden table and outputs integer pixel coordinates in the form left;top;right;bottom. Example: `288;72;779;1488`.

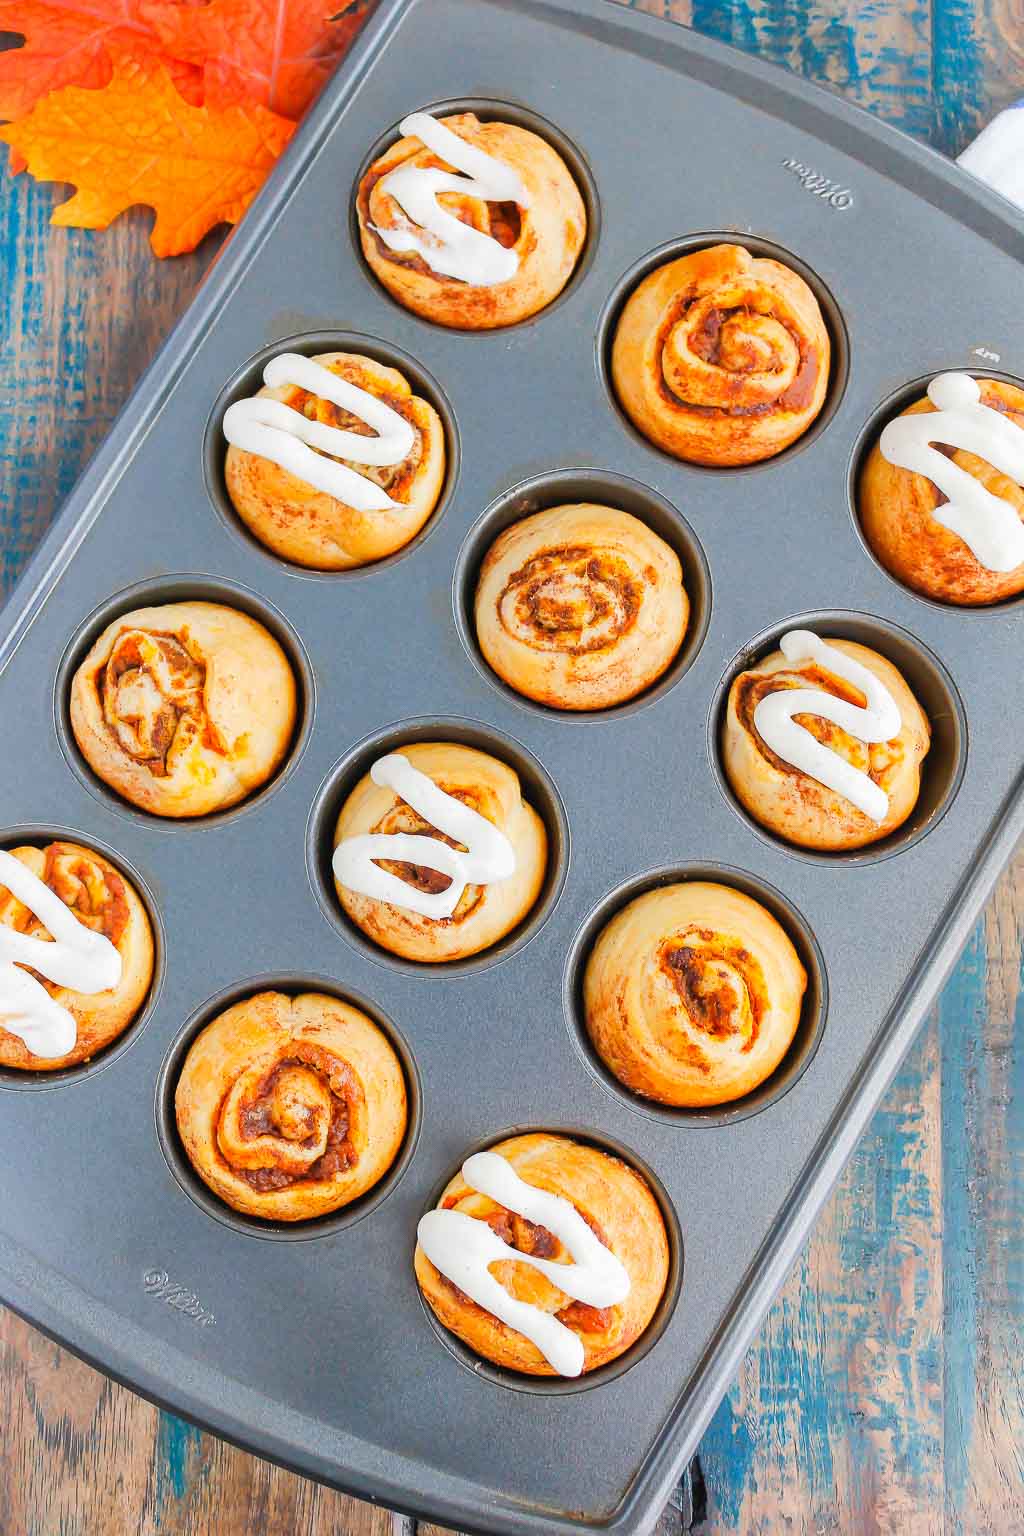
2;3;1023;1531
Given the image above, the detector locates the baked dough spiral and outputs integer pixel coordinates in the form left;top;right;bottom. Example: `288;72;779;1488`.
415;1132;669;1375
584;882;807;1108
224;351;446;570
723;638;930;851
357;113;586;329
70;601;297;818
175;991;407;1221
474;504;688;710
611;244;831;465
859;377;1024;605
0;841;154;1071
333;742;547;963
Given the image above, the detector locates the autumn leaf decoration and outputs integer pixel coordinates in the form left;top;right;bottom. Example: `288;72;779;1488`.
0;0;367;255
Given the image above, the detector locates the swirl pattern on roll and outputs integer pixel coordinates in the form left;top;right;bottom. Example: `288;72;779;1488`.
414;1132;669;1375
611;244;831;465
474;504;688;710
0;841;154;1071
584;882;807;1107
175;991;407;1221
357;112;586;330
859;376;1024;605
70;601;297;818
722;636;931;851
333;741;547;963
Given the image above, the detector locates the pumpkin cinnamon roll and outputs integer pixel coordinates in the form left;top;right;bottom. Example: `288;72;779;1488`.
858;373;1024;605
356;110;586;329
722;630;930;851
415;1132;669;1377
175;991;407;1221
70;601;297;818
223;350;446;570
583;882;806;1108
611;243;830;465
332;742;547;963
0;841;154;1071
474;504;688;710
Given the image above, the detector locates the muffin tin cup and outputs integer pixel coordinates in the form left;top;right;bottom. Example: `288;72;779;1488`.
153;973;423;1241
562;863;828;1127
1;0;1023;1531
414;1122;684;1396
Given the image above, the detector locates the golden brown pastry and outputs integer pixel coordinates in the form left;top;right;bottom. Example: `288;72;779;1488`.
332;741;546;963
723;634;930;851
584;882;806;1108
70;601;297;818
474;504;688;710
859;376;1024;605
175;990;407;1221
611;243;830;465
223;350;446;570
0;841;154;1071
415;1132;669;1376
357;111;586;329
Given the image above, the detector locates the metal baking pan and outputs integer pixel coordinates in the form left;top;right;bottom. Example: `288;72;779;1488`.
2;0;1022;1530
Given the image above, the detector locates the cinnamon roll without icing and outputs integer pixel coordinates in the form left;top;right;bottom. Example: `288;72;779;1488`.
357;111;586;329
612;244;831;465
223;350;446;570
332;742;547;963
0;841;154;1071
722;630;930;851
474;504;688;710
175;991;408;1221
415;1132;669;1376
584;882;807;1108
70;601;297;818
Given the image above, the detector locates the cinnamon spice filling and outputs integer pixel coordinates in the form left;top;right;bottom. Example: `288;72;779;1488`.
368;786;487;920
223;1047;359;1192
287;375;424;501
359;155;523;280
655;291;819;417
734;664;899;784
659;928;767;1056
436;1193;617;1334
3;844;129;996
496;544;645;653
100;629;215;777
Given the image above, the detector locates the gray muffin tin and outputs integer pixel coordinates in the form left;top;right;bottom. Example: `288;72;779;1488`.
1;0;1022;1530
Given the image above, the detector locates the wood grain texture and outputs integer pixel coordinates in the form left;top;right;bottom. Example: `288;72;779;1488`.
1;2;1023;1534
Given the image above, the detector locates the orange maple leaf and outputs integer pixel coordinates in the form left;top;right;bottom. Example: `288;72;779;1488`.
141;0;365;119
0;56;295;255
0;0;202;120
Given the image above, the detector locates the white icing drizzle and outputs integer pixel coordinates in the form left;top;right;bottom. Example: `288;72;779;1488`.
752;631;902;822
222;352;416;512
0;850;122;1059
417;1150;631;1377
332;753;516;920
371;112;529;286
880;372;1024;572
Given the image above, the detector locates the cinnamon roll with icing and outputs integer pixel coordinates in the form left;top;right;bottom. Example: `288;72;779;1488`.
69;601;297;818
859;373;1024;605
175;990;407;1221
611;243;830;465
332;742;547;963
415;1132;669;1376
357;111;586;329
583;882;807;1108
223;350;446;570
723;630;930;851
474;504;688;710
0;841;154;1071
